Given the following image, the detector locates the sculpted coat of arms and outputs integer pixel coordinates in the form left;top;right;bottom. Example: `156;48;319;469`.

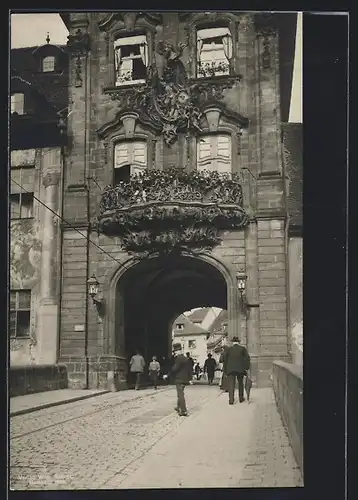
148;41;202;144
108;38;240;146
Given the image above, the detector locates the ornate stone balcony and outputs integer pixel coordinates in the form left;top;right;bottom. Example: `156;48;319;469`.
96;167;249;258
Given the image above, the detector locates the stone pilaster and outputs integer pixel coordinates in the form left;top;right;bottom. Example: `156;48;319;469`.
227;281;241;342
65;13;91;218
245;220;260;386
36;172;60;364
255;15;282;176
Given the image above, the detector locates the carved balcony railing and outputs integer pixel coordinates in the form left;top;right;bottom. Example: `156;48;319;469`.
197;61;230;78
95;167;249;258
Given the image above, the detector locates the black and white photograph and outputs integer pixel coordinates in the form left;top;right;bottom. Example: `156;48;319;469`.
8;10;306;491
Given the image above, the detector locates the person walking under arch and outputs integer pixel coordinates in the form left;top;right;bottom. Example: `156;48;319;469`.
164;343;191;416
186;352;194;385
204;353;217;385
129;349;145;390
194;362;201;380
148;356;161;389
223;337;250;405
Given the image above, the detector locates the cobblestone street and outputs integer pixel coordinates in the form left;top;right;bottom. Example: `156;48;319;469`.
10;385;302;490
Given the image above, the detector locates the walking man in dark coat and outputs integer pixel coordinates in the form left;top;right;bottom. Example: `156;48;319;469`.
164;343;191;416
223;337;250;405
204;353;217;385
186;352;194;384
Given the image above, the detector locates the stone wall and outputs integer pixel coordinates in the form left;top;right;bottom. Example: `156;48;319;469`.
10;148;62;367
10;364;68;397
288;237;303;365
272;361;303;475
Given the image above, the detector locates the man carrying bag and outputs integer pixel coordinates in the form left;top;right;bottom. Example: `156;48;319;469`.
223;337;250;405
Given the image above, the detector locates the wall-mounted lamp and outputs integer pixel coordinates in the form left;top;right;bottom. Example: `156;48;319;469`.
87;274;105;316
236;272;248;309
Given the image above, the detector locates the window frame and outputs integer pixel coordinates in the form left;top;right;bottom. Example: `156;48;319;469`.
113;139;148;184
10;289;31;338
42;55;56;73
11;93;25;115
10;191;34;219
196;133;233;174
196;27;232;79
114;34;149;87
184;13;239;79
188;339;197;349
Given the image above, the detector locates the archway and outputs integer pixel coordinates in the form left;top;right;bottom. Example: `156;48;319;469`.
113;255;229;367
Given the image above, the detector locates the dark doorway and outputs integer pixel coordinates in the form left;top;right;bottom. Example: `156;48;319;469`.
115;255;227;373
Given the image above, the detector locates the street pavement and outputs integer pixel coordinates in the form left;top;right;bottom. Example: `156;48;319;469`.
10;384;302;490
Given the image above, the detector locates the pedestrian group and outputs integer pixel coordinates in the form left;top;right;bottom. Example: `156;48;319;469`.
128;336;251;417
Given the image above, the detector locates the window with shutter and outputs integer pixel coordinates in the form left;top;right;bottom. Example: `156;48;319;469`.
196;27;232;78
114;35;148;86
197;134;232;174
114;140;147;184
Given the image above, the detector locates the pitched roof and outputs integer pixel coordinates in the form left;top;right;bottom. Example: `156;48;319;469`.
208;309;228;334
173;314;209;337
187;307;210;323
11;45;69;114
282;123;303;232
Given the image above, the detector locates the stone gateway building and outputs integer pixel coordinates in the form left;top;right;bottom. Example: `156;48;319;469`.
10;12;302;392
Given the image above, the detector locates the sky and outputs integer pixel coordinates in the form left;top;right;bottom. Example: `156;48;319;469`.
10;12;302;123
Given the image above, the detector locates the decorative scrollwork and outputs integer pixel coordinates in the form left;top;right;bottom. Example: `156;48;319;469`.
254;14;278;71
97;166;249;257
67;29;91;87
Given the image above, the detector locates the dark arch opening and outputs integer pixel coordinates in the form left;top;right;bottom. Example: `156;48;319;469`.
115;255;228;370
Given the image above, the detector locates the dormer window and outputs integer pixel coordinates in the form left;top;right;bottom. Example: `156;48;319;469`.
197;134;232;173
42;55;55;72
114;140;147;184
197;27;232;78
114;35;148;86
176;323;184;330
11;93;24;115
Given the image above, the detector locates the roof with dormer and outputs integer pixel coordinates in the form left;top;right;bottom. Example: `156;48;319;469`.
11;45;69;114
187;307;211;324
173;314;209;337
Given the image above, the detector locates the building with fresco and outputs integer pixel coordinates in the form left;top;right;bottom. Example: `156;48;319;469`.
10;12;302;391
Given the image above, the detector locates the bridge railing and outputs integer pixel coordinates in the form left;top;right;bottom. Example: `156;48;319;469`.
272;361;303;476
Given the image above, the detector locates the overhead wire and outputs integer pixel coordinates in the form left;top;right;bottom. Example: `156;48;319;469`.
10;178;123;267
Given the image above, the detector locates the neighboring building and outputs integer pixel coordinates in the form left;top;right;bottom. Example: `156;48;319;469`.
282;122;303;365
172;314;209;366
10;39;68;366
10;12;302;391
206;309;228;362
187;307;221;330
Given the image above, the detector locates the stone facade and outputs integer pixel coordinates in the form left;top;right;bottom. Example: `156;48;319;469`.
10;149;63;366
10;12;301;390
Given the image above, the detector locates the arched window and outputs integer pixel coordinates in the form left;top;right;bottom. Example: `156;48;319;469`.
114;35;148;86
197;134;232;174
42;56;55;73
196;27;232;78
114;140;147;184
11;93;25;115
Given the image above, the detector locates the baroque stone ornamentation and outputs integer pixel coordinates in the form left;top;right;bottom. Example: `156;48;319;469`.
96;167;249;257
104;39;242;146
67;29;91;87
254;13;278;70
